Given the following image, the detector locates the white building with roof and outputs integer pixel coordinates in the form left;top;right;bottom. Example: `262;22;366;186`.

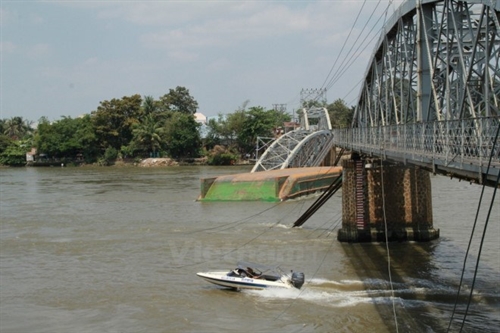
194;112;207;124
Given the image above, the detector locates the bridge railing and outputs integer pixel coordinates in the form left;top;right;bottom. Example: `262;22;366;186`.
333;117;500;168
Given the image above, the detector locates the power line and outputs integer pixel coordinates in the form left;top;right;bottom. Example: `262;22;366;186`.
324;0;384;91
320;0;369;90
317;0;396;108
326;0;394;92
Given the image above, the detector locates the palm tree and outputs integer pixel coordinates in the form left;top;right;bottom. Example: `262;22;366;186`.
131;114;165;157
142;95;157;116
3;117;31;140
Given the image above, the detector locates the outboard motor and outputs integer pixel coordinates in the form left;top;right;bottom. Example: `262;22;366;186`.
291;271;305;289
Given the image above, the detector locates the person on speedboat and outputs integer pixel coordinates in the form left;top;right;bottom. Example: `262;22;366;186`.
246;267;261;278
230;267;261;278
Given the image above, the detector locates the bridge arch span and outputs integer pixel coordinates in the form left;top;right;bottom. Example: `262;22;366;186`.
355;0;500;127
251;107;335;172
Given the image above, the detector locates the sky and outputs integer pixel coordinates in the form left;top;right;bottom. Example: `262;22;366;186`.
1;0;404;122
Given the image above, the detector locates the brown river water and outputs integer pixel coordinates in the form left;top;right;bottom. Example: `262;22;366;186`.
0;166;498;332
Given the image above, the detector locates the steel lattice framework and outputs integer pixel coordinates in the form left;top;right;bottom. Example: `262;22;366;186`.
333;0;500;186
355;0;499;125
251;108;334;172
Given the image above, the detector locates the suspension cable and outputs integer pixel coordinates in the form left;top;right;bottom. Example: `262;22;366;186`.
274;226;339;321
185;200;285;235
169;202;301;269
460;167;500;332
380;160;400;333
446;121;500;332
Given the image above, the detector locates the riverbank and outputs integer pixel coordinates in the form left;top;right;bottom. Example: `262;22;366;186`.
9;157;252;168
131;157;251;167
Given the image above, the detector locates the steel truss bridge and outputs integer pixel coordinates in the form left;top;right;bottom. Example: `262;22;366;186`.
333;0;500;187
252;108;335;172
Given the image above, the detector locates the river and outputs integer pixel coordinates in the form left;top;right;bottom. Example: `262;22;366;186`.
0;166;498;332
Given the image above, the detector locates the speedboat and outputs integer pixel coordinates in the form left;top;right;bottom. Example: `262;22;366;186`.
196;261;305;290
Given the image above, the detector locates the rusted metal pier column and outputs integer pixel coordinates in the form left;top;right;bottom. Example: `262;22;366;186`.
338;157;439;242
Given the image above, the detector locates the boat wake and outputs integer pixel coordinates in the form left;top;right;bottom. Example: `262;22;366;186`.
244;278;401;307
245;276;499;309
244;277;470;308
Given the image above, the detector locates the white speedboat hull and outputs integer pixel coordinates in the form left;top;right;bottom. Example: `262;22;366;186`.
196;271;294;290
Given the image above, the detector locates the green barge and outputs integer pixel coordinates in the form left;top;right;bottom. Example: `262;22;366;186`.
198;166;342;202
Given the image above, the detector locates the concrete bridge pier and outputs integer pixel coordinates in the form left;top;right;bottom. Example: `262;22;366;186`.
338;157;440;242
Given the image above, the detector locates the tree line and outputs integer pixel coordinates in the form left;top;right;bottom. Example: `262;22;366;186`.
0;86;353;166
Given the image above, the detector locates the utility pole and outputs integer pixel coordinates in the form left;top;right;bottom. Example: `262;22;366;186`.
272;104;287;113
300;88;327;107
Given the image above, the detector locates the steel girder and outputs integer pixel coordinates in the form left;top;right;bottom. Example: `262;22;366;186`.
251;130;334;172
355;0;500;127
251;107;334;172
284;130;335;169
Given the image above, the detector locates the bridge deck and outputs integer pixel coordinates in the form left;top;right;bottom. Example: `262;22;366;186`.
333;118;500;186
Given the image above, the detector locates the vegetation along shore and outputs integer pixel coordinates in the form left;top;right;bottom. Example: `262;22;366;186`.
1;86;353;167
